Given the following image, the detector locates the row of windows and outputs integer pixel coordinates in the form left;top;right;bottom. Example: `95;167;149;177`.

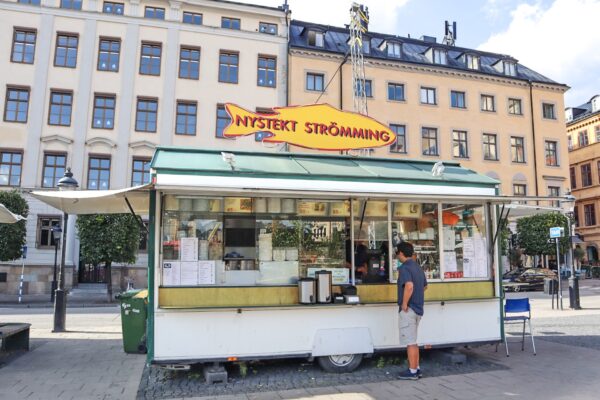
0;149;150;189
0;84;564;160
306;74;557;118
384;125;558;165
570;161;600;189
305;29;517;77
10;29;278;87
2;86;233;136
568;126;600;151
17;0;279;35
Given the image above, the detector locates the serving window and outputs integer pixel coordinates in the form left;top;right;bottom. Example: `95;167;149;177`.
159;195;492;288
160;195;351;287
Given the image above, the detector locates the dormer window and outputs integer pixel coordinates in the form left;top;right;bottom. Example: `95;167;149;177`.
503;60;517;76
387;41;401;58
308;30;324;47
432;49;447;64
466;54;479;70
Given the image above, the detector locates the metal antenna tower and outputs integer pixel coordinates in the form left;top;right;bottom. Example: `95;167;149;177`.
349;3;369;116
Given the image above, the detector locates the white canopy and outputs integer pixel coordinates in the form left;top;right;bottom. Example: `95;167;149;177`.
503;203;564;218
30;185;150;215
0;203;26;224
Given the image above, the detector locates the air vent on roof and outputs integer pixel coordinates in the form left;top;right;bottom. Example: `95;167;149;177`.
420;35;437;43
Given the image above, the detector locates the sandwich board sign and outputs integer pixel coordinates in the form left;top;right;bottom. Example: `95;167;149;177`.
549;227;564;238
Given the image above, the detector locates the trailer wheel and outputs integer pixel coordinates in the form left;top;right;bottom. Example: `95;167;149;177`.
513;285;521;292
317;353;363;373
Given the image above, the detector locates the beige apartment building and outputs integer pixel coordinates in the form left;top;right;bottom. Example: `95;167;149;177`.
288;20;570;200
0;2;571;296
0;0;288;294
566;95;600;263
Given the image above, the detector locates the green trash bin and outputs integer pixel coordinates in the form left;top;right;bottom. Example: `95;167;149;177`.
116;289;148;354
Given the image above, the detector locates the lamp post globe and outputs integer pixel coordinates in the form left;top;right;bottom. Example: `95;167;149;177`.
53;167;78;333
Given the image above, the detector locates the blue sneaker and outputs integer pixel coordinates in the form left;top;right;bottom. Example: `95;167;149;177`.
417;368;422;378
398;369;419;380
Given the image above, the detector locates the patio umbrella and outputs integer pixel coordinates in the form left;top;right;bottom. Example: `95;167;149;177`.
0;203;26;224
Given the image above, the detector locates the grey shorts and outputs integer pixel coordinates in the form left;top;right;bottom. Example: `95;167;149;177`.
398;307;421;346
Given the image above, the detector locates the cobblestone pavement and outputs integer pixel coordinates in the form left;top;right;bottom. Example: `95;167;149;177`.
1;280;600;400
0;306;145;400
136;351;506;399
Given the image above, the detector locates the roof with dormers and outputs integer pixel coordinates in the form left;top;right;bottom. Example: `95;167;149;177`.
290;20;565;87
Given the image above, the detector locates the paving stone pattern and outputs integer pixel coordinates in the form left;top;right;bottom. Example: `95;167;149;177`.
136;350;506;399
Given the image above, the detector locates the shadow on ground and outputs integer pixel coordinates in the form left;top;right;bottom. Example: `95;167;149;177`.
136;348;508;400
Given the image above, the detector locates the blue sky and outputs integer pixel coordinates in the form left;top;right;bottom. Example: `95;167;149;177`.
238;0;600;107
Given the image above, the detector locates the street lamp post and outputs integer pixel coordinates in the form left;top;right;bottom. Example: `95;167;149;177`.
53;167;78;333
562;191;581;310
50;226;62;303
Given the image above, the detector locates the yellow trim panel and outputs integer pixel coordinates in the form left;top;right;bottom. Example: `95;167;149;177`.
158;281;494;308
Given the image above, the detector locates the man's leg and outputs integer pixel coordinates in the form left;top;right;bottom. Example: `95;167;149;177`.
407;344;418;370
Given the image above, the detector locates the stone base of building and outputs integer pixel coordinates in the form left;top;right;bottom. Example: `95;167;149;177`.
0;264;147;295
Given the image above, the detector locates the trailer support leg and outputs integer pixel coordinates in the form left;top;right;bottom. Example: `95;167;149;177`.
204;362;228;384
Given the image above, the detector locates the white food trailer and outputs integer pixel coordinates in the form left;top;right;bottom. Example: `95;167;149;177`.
32;146;571;378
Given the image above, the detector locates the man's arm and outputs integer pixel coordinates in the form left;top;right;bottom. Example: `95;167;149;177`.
402;281;414;312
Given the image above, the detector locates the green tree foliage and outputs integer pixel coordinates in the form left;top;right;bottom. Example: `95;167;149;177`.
516;213;570;256
0;190;29;261
76;214;140;301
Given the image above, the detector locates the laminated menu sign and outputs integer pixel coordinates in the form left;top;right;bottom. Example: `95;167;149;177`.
198;261;216;285
180;261;199;285
180;237;198;261
162;261;181;286
443;251;458;272
462;236;488;278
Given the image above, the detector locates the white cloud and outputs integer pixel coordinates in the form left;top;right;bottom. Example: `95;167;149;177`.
478;0;600;106
234;0;409;34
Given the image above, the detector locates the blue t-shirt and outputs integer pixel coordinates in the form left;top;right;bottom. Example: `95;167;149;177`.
397;258;428;316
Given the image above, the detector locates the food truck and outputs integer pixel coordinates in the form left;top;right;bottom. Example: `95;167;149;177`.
32;104;518;376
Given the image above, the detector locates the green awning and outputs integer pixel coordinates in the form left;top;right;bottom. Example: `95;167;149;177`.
151;147;499;188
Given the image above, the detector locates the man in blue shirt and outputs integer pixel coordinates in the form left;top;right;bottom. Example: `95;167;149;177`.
396;242;427;380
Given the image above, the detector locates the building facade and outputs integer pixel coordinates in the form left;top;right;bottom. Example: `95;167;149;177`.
0;0;288;294
566;95;600;264
288;20;570;200
0;2;571;296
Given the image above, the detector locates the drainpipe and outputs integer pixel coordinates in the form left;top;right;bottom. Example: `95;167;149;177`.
284;3;291;107
339;58;345;110
528;80;540;196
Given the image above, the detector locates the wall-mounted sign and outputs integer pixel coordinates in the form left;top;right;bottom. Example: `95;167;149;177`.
223;103;397;151
297;201;328;216
224;197;253;213
394;203;422;219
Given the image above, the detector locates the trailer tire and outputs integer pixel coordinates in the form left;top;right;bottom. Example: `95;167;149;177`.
317;353;363;373
513;285;521;292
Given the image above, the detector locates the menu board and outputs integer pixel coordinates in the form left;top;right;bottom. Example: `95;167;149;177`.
162;261;181;286
198;261;216;285
330;201;350;217
180;237;198;261
364;201;388;217
224;197;253;213
297;201;328;216
181;261;199;285
463;235;488;278
393;203;422;219
307;267;350;285
443;251;458;272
